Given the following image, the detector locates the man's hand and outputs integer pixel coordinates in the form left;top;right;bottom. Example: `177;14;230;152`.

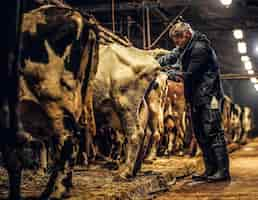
167;69;184;82
161;64;180;72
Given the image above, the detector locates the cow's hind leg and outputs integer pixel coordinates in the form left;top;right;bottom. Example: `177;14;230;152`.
167;128;177;156
0;99;22;199
113;110;145;180
1;144;23;200
40;136;77;199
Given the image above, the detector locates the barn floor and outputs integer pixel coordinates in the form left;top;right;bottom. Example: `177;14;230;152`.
0;141;249;200
156;138;258;200
0;154;200;199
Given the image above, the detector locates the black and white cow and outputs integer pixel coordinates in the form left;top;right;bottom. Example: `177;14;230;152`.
1;5;99;199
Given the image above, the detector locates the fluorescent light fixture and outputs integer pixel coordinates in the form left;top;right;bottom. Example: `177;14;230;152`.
233;29;243;39
250;77;257;83
248;70;254;75
244;61;253;70
255;84;258;91
220;0;232;6
238;42;247;54
241;55;250;62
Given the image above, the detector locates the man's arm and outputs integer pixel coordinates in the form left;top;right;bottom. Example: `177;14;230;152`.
157;48;180;67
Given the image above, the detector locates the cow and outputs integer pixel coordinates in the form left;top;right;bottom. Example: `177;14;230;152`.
2;5;99;199
230;103;242;143
160;77;187;156
91;43;167;179
91;71;168;165
240;106;253;144
142;72;168;162
93;105;126;164
92;71;168;164
221;95;233;144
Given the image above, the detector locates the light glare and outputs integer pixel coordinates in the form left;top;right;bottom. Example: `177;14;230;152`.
238;42;247;54
220;0;232;6
244;61;253;70
233;29;243;39
241;56;250;62
255;84;258;91
248;70;254;75
250;77;257;83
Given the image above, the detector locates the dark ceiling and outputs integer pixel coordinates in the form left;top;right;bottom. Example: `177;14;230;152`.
64;0;258;75
63;0;258;126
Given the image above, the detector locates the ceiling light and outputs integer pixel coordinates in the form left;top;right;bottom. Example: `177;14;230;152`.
241;55;250;62
233;29;243;39
248;70;254;75
220;0;232;6
250;77;257;83
238;42;247;54
244;61;253;70
255;84;258;91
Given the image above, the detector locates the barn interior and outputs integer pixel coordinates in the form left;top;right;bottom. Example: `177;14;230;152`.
2;1;258;200
65;0;258;133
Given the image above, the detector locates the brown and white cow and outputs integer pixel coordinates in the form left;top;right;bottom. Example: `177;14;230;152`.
230;103;242;143
91;43;168;179
221;95;233;144
1;5;99;199
160;77;188;156
142;72;168;162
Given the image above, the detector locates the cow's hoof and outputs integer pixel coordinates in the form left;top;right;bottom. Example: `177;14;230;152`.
177;151;184;156
49;186;67;200
145;154;157;162
40;182;67;200
143;159;154;164
113;174;129;182
36;168;47;176
113;168;133;182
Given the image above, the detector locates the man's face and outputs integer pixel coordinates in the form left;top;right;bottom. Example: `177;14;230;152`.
172;31;191;48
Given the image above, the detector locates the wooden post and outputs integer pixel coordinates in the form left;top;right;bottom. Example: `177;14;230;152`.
112;0;115;32
142;3;146;49
127;16;132;41
146;6;151;49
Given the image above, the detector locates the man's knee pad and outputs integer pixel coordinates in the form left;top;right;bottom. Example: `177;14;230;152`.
202;109;223;137
210;131;226;147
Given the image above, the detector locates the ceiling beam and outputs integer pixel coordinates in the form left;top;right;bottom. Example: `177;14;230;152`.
78;2;160;13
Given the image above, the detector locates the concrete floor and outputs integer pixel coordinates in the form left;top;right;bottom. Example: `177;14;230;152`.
0;139;257;199
156;138;258;200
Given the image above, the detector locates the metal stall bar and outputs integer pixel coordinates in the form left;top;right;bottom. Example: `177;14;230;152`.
142;2;147;49
146;5;151;49
149;6;189;49
221;73;258;80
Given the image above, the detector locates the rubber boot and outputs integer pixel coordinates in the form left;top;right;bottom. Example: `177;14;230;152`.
192;154;217;181
207;145;231;182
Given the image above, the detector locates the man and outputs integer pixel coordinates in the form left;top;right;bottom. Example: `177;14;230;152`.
158;21;230;182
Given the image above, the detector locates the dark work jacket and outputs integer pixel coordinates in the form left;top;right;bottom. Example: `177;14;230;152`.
158;31;224;106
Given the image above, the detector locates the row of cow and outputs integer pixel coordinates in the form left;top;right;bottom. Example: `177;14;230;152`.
1;4;254;200
90;71;254;168
2;4;174;199
221;96;254;145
